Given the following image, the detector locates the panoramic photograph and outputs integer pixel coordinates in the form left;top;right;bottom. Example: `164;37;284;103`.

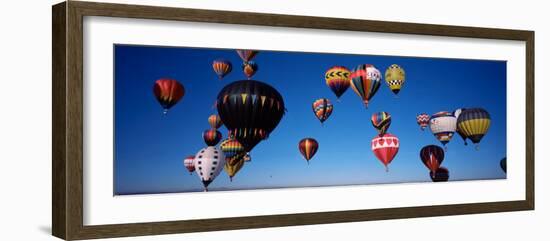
113;45;507;195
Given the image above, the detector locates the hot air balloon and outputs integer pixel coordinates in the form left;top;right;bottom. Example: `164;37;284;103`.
325;66;351;100
350;64;381;108
420;145;445;175
224;158;245;182
216;80;285;152
203;129;222;146
371;133;399;172
183;155;195;174
153;78;185;114
430;167;449;182
242;61;258;79
371;111;391;135
416;113;430;131
312;98;333;124
453;108;468;145
236;50;258;62
429;111;457;149
208;114;223;129
194;146;226;191
500;157;507;173
384;64;405;95
220;138;246;165
457;108;491;149
212;59;232;79
298;138;319;164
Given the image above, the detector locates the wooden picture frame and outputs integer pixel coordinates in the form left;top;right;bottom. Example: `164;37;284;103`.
52;1;534;240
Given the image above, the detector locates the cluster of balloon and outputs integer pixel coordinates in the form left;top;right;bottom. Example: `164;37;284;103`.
236;50;259;79
349;64;381;108
371;133;400;172
420;145;445;179
456;108;491;150
312;98;333;125
416;113;430;131
428;111;457;151
325;66;351;101
183;155;195;175
500;157;507;173
384;64;406;97
194;146;226;191
216;80;285;153
298;138;319;164
153;78;185;114
430;167;450;182
212;59;232;80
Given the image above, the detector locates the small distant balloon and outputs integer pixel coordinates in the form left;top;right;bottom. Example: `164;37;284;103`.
384;64;405;95
371;111;391;135
236;50;258;62
416;113;430;131
153;78;185;114
183;155;195;174
500;157;507;173
312;98;333;124
242;61;258;79
212;59;232;79
298;138;319;164
203;129;222;146
208;114;223;129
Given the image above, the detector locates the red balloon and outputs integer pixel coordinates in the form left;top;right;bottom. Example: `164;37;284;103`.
203;129;222;146
183;155;195;174
153;78;185;114
298;138;319;164
371;133;399;172
420;145;445;174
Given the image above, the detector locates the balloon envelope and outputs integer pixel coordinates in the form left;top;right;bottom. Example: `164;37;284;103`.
371;133;399;171
457;108;491;145
420;145;445;173
325;66;351;99
416;113;430;131
371;112;391;135
349;64;381;108
236;50;258;62
384;64;405;95
183;155;195;173
298;138;319;163
312;98;333;124
429;111;457;146
212;59;232;79
153;79;185;114
430;167;449;182
194;146;226;190
208;114;223;129
203;129;222;146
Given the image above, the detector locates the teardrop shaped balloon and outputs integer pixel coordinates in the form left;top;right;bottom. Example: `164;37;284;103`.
216;80;285;152
242;61;258;79
298;138;319;164
457;108;491;149
153;78;185;114
220;138;246;165
194;146;226;191
420;145;445;174
236;50;258;62
349;64;381;108
371;133;399;172
384;64;405;95
416;113;430;131
430;167;449;182
208;114;223;129
500;157;507;173
183;155;195;174
429;111;457;148
453;108;468;145
312;98;333;124
203;129;222;146
371;111;391;135
224;158;245;182
212;59;232;79
325;66;351;100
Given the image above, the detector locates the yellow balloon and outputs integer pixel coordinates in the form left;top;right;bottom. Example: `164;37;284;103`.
384;64;405;95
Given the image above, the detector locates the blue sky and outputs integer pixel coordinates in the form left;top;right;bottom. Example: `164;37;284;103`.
114;44;506;195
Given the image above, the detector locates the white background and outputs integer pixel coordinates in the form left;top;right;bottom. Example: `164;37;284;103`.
0;0;547;240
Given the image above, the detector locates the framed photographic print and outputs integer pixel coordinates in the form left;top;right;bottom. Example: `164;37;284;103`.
52;1;534;240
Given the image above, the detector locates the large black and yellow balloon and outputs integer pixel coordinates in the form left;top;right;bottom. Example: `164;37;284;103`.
216;80;285;152
457;108;491;147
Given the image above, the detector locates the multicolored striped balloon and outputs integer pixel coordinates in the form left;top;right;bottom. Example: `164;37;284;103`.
312;98;333;124
203;129;222;146
236;49;258;62
350;64;381;108
371;111;391;135
208;114;223;129
220;138;245;165
298;138;319;164
325;66;351;100
212;59;232;79
152;78;185;114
